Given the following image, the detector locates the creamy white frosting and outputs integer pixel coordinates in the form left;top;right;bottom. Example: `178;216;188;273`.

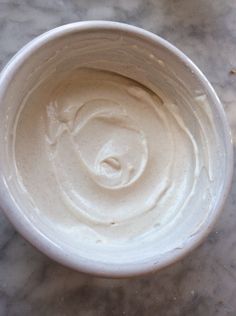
14;67;219;245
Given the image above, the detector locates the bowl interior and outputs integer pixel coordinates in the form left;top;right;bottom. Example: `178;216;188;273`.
0;23;231;276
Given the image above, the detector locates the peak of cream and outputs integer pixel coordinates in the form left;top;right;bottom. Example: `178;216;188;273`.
14;68;218;245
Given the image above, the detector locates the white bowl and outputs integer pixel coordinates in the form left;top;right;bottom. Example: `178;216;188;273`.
0;21;233;277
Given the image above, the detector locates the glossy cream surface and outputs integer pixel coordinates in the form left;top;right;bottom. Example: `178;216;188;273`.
13;67;219;245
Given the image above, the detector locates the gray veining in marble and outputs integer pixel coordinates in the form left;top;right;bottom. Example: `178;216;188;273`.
0;0;236;315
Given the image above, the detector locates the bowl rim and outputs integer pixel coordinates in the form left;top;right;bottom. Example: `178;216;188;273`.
0;21;233;277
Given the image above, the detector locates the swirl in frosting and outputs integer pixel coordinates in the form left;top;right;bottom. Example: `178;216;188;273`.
14;68;215;243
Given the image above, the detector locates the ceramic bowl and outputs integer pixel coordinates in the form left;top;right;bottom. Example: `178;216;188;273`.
0;21;233;277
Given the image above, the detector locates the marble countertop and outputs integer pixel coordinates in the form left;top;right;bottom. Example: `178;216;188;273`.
0;0;236;315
